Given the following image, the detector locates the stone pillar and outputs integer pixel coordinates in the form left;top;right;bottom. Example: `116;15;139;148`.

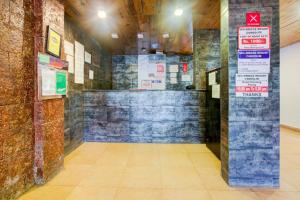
33;0;65;184
220;0;280;187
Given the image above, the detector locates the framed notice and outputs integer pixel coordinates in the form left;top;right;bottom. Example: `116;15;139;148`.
46;26;62;58
236;74;268;97
238;26;270;50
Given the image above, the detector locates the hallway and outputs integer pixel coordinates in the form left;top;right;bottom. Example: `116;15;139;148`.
18;128;300;200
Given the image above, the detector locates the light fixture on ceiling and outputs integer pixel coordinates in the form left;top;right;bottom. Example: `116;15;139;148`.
137;33;144;39
97;10;107;19
163;33;169;39
111;33;119;39
174;8;183;16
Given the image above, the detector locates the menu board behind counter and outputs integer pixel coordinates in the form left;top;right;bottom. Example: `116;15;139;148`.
38;53;68;100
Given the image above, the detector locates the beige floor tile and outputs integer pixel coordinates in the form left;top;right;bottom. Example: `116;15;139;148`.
158;144;187;153
254;191;300;200
79;166;125;187
114;188;162;200
18;186;74;200
160;152;194;167
127;152;160;167
95;151;131;167
202;175;234;191
162;189;212;200
105;143;134;154
189;152;221;169
161;166;205;189
120;166;162;188
46;165;93;186
208;190;259;200
184;144;211;153
132;144;159;154
66;186;117;200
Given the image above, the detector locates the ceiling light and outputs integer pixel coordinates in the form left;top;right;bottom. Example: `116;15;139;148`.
97;10;107;19
163;33;169;39
111;33;119;39
174;8;183;16
137;33;144;39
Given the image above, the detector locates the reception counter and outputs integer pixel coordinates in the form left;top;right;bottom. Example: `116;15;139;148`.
83;90;206;143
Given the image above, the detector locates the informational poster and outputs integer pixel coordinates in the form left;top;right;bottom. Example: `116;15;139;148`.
47;27;61;58
209;72;216;85
56;71;67;95
170;77;178;84
138;55;166;90
170;73;177;78
238;26;270;50
212;84;220;99
41;66;56;96
182;74;191;82
66;55;74;73
85;51;92;64
64;40;74;56
74;41;84;84
169;65;179;73
89;70;94;80
236;74;269;97
238;50;270;74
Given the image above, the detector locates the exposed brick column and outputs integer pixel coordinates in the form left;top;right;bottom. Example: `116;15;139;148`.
33;0;65;184
220;0;280;187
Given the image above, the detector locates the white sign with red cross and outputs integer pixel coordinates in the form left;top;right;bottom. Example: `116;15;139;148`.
246;12;261;26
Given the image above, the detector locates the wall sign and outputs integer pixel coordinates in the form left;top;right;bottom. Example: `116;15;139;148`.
182;63;188;73
46;26;62;58
236;74;268;97
246;12;261;26
238;50;270;74
74;41;85;84
85;51;92;64
169;65;179;73
238;26;270;50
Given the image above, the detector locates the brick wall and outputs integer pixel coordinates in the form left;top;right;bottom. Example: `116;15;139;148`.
64;15;112;153
0;0;35;199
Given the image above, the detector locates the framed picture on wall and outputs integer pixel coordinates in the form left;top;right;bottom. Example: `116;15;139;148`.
46;26;62;58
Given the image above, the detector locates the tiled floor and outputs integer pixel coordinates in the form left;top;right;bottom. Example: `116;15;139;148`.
18;128;300;200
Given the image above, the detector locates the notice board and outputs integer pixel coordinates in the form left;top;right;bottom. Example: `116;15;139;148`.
138;54;166;90
38;53;68;100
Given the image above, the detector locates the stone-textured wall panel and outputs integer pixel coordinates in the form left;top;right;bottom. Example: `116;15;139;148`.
84;91;205;143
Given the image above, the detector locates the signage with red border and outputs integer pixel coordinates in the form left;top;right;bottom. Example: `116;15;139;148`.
246;12;261;26
182;63;188;74
236;74;269;97
238;26;270;50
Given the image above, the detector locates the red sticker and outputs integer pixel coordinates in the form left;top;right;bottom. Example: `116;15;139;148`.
182;63;188;74
246;12;261;26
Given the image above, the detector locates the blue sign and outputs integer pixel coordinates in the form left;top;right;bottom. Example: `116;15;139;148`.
238;50;270;59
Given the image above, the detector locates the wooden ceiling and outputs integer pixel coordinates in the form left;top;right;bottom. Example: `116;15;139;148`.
65;0;220;55
65;0;299;54
280;0;300;48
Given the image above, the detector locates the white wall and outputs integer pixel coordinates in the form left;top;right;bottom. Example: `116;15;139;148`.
280;42;300;128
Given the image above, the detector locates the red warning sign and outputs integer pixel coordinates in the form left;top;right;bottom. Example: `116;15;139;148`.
246;12;261;26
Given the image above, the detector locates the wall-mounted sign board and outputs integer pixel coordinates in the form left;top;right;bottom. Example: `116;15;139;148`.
238;50;270;74
75;41;84;84
85;51;92;64
236;74;268;97
246;12;261;26
38;53;68;100
212;84;220;99
238;26;270;50
209;71;217;85
169;65;179;73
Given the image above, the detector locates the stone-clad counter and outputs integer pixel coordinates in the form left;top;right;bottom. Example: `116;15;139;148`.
83;90;206;143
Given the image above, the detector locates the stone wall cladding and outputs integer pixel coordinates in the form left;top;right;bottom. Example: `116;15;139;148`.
221;0;280;187
64;15;112;153
0;0;35;199
193;29;220;90
84;91;206;143
112;55;193;90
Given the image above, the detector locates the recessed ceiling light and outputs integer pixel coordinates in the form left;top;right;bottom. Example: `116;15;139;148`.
137;33;144;39
111;33;119;39
163;33;169;39
97;10;107;19
174;8;183;16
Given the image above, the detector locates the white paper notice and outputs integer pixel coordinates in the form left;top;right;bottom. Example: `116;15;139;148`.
236;74;269;97
75;41;84;84
212;84;220;99
238;26;270;50
89;70;94;80
64;40;74;56
170;77;178;84
41;66;56;96
169;65;179;73
209;72;216;85
182;74;191;82
170;73;177;78
66;55;74;74
85;51;92;64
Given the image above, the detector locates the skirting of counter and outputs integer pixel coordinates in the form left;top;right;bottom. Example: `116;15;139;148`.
83;90;206;143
